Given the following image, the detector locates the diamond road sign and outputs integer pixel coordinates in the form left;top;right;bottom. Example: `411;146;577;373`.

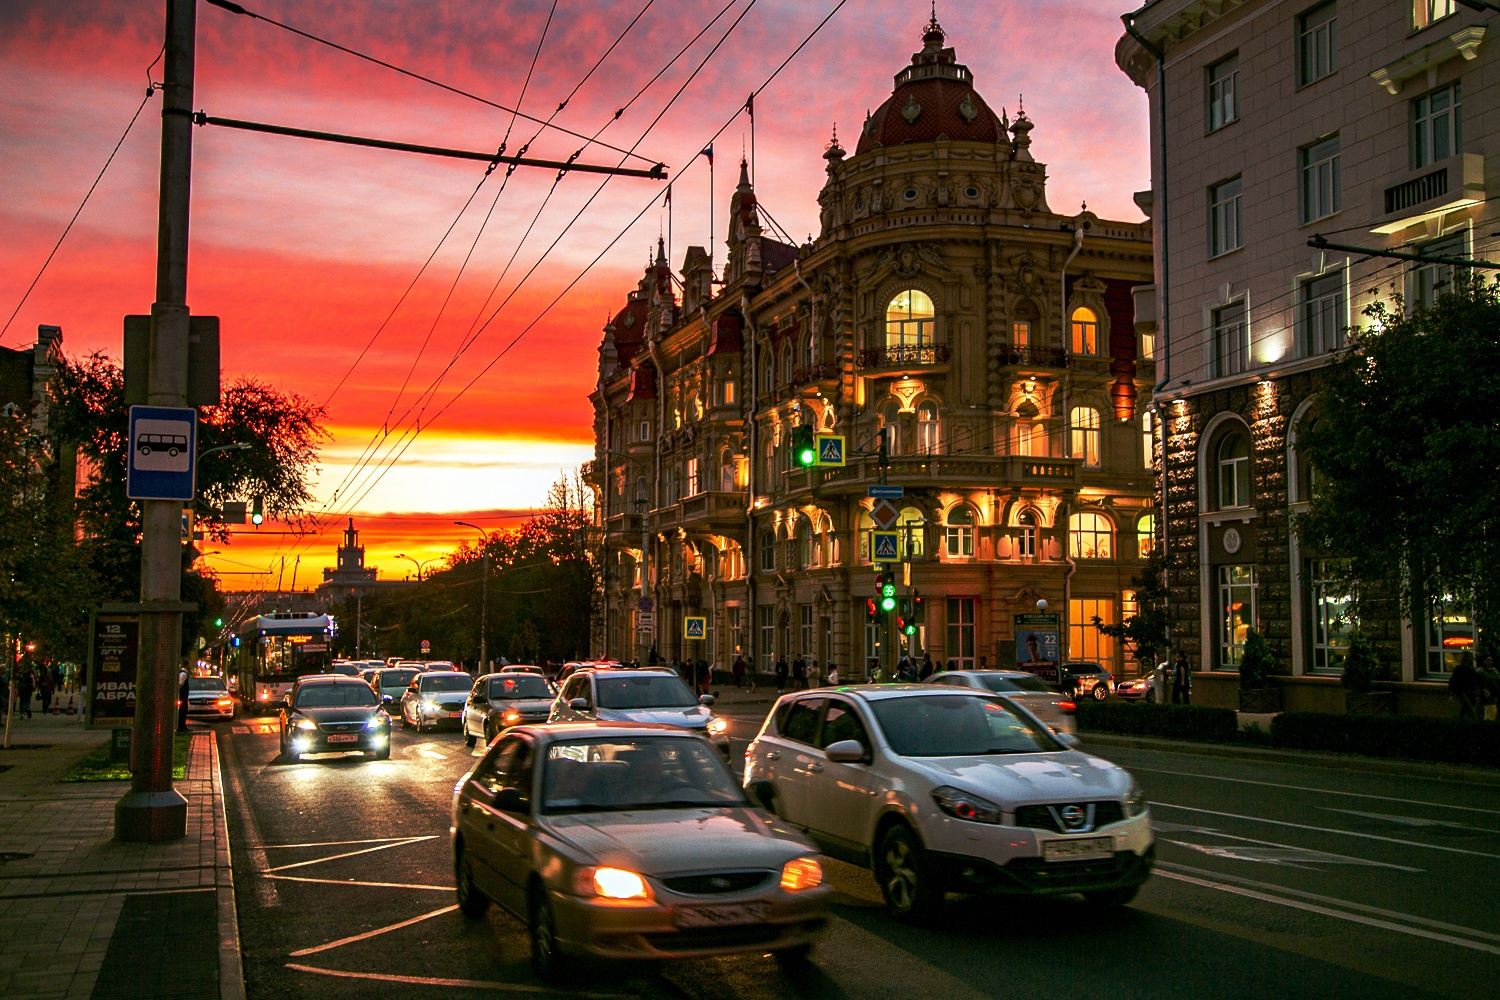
872;531;900;561
869;499;901;530
126;405;197;501
815;434;845;466
867;485;905;499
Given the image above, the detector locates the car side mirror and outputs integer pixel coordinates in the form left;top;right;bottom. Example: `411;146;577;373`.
1054;732;1081;749
569;698;588;711
698;694;716;706
493;787;528;814
824;739;868;764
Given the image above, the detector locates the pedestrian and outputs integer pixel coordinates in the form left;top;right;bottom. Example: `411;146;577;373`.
1450;652;1482;721
774;655;789;695
826;664;839;686
731;655;746;691
176;669;190;731
977;655;988;671
897;655;912;683
38;669;54;715
18;669;35;720
698;659;711;696
919;653;934;680
791;655;807;691
808;658;822;688
1171;650;1192;705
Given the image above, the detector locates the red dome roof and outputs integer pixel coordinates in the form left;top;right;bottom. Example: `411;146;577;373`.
854;17;1004;154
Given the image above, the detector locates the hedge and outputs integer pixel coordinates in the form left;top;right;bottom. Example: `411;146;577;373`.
1074;701;1238;743
1269;712;1500;767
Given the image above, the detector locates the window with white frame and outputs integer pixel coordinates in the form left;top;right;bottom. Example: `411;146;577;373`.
944;506;975;557
1413;0;1455;31
1427;591;1474;675
638;420;650;442
1016;509;1038;559
1410;231;1465;309
1208;177;1243;257
1211;303;1246;379
1300;269;1346;356
1071;307;1100;355
1298;2;1337;87
728;606;743;655
759;605;776;671
1300;135;1341;223
1218;565;1257;668
1207;53;1239;131
800;604;814;658
1217;432;1251;509
1136;512;1157;559
946;598;976;670
916;401;941;455
1413;82;1461;169
1307;559;1353;673
1141;410;1155;470
1070;406;1102;467
1015;413;1038;457
1069;512;1113;560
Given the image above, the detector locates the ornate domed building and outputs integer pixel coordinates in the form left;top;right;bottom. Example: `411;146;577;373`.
589;15;1157;679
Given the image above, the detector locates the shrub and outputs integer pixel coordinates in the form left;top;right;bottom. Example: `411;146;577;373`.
1270;712;1500;767
1238;629;1274;690
1075;700;1238;743
1340;632;1378;693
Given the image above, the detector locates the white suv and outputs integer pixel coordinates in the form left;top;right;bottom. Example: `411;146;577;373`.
743;685;1153;920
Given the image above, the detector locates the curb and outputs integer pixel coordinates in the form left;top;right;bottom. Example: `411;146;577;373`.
1079;731;1500;786
205;731;247;1000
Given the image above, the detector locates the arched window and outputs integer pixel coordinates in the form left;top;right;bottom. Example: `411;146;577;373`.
944;505;975;557
886;290;935;349
916;401;941;455
763;438;776;487
782;345;794;384
1136;512;1157;559
1016;509;1038;558
1071;306;1099;355
882;402;904;456
899;507;925;559
796;520;813;569
1069;512;1113;559
719;449;735;492
1070;406;1101;467
815;514;834;567
1217;432;1251;509
762;351;774;393
759;531;776;572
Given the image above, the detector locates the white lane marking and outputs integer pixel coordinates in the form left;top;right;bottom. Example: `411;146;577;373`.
1155;868;1500;956
285;962;634;997
289;904;458;956
1154;821;1423;871
1150;801;1500;860
1158;861;1500;943
264;837;425;849
264;874;454;891
265;836;437;873
1322;807;1497;832
1124;764;1500;816
1166;841;1411;869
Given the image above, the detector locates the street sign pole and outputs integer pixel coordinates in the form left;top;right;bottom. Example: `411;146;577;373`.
116;0;195;843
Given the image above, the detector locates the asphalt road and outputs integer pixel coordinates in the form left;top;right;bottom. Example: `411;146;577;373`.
213;699;1500;1000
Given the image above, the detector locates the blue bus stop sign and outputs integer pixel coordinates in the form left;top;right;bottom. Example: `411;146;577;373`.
126;405;197;501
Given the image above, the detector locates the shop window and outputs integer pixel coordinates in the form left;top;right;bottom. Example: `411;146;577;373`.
1069;598;1115;663
1307;559;1353;673
1427;593;1474;676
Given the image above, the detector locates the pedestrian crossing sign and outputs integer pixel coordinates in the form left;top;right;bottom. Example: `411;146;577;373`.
684;616;707;639
872;530;900;561
815;434;846;467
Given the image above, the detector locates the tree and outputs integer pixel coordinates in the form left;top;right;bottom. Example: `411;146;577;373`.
1297;274;1500;642
1092;548;1170;671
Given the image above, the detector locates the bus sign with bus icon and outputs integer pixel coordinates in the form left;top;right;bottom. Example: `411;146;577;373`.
136;431;189;458
127;405;197;500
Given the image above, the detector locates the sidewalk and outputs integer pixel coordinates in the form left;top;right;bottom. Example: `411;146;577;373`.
0;713;242;1000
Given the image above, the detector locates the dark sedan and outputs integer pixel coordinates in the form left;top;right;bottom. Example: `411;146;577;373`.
279;676;392;763
463;672;555;747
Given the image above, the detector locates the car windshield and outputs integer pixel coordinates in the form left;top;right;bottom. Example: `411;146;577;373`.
378;670;418;687
487;675;550;700
869;694;1061;756
420;674;472;693
977;674;1054;694
540;738;745;814
1068;664;1105;676
295;683;378;708
187;677;226;692
595;674;696;709
329;663;361;676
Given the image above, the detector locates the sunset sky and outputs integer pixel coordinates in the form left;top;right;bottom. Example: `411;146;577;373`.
1;0;1149;591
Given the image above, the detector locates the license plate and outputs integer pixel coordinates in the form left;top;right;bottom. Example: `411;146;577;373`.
676;901;768;928
326;733;359;744
445;710;462;717
1042;836;1113;862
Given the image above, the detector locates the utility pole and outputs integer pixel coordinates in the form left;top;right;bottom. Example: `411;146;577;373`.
456;522;489;671
116;0;195;842
355;591;362;658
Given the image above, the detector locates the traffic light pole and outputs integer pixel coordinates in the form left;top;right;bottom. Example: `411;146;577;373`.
116;0;196;843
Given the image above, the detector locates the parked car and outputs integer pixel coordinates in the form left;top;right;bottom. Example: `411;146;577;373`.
743;685;1153;921
463;672;555;747
1115;664;1168;703
451;723;831;980
1059;661;1114;701
400;671;474;732
925;670;1075;733
549;668;730;759
278;675;391;762
185;675;236;720
371;668;420;711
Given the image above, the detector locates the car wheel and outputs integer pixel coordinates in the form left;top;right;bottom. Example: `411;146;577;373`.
455;848;489;918
1145;688;1157;704
875;823;942;923
529;887;567;984
464;730;477;748
484;721;496;744
373;744;390;761
1092;683;1110;702
773;942;815;967
1083;885;1140;907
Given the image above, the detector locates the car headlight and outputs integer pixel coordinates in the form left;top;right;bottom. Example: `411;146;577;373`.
366;716;389;730
706;716;728;736
294;718;318;732
502;709;522;726
779;857;823;891
582;867;650;900
1125;780;1147;818
931;785;1002;824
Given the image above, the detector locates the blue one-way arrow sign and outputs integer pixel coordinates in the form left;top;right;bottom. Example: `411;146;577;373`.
868;485;905;499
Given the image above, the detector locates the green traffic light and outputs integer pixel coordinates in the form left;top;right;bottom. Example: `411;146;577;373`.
798;448;816;466
214;617;224;628
880;595;896;612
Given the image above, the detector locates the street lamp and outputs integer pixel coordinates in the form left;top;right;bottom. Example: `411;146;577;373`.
455;522;490;672
395;553;439;582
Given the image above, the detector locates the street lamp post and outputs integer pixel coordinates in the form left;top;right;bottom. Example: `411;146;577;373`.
395;554;439;582
454;523;490;672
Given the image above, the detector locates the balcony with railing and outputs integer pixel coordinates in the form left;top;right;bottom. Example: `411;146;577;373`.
856;342;951;373
790;360;841;387
999;346;1069;369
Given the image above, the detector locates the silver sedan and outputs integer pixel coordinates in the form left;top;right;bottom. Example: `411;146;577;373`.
451;723;831;982
925;669;1076;733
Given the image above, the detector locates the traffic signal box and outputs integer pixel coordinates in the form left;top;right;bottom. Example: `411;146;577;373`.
791;425;816;468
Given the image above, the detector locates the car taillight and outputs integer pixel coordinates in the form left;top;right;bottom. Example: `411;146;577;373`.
1058;700;1076;712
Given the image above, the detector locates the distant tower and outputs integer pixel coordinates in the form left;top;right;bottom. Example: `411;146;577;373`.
324;518;377;585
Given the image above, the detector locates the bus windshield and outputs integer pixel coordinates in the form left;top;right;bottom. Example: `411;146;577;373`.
258;633;331;682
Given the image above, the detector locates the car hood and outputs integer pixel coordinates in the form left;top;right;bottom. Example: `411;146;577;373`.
594;705;710;728
491;698;553;715
294;706;381;724
418;691;468;703
906;751;1131;803
545;807;813;873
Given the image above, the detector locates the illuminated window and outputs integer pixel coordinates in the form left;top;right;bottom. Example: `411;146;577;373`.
882;402;904;456
1427;592;1474;675
1016;422;1037;457
1136;513;1156;559
1217;433;1251;509
1307;559;1353;673
1069;512;1113;560
1218;565;1257;668
684;458;700;497
886;290;935;349
858;511;874;562
1413;0;1454;31
899;508;925;559
1016;509;1038;558
944;506;975;557
1068;598;1115;663
1071;307;1099;355
916;401;941;455
1141;410;1155;470
1012;321;1031;347
719;450;735;492
1070;406;1101;467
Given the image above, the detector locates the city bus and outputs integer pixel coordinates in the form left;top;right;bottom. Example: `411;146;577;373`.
232;612;336;712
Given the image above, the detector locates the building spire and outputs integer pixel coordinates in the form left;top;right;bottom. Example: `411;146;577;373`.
922;2;944;48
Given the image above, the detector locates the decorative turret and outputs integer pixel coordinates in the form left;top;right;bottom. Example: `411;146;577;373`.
724;157;764;285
